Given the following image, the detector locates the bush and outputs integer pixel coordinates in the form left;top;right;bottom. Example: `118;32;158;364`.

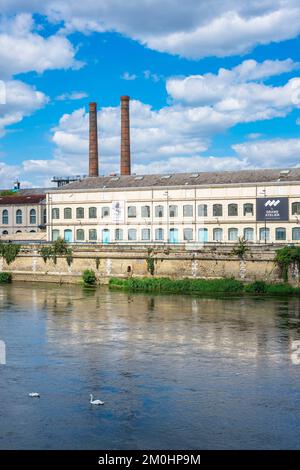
244;280;267;294
0;243;21;265
0;272;12;283
82;269;97;286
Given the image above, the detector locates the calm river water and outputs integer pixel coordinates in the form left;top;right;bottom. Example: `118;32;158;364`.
0;282;300;449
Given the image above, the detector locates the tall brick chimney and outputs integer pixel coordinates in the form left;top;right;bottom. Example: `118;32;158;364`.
120;95;131;175
89;102;99;177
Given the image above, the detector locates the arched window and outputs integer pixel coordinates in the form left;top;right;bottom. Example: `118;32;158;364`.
141;206;150;218
169;205;178;217
292;227;300;240
2;230;8;235
213;204;223;217
76;229;85;241
89;229;97;241
244;203;254;216
16;209;22;224
30;209;36;224
127;206;136;218
184;228;193;241
2;209;8;225
64;207;72;219
183;205;193;217
64;229;72;242
198;228;208;242
142;228;150;241
128;228;137;241
228;228;238;241
228;204;238;216
76;207;84;219
52;230;60;241
213;228;223;242
89;207;97;219
115;228;123;241
259;227;270;242
155;228;164;241
30;230;36;233
16;230;22;233
292;202;300;215
244;227;254;241
52;208;59;219
275;227;286;241
198;204;207;217
101;207;110;218
155;205;164;218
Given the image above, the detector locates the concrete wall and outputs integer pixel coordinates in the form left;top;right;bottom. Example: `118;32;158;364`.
0;243;286;285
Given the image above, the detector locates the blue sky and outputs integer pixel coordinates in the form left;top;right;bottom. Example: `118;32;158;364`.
1;1;300;187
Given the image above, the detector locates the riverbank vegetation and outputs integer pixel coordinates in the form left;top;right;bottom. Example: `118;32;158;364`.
0;272;12;283
39;238;73;266
0;242;20;265
109;277;300;296
82;269;97;287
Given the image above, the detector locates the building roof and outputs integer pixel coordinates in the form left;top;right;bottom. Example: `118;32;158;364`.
52;168;300;192
0;194;46;205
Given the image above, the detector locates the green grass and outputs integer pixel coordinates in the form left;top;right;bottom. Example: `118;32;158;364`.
109;277;300;297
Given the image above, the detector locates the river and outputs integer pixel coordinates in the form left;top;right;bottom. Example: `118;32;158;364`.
0;282;300;449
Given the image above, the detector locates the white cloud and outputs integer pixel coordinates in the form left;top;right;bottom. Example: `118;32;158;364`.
2;1;300;59
0;13;82;79
121;72;137;81
56;91;88;101
233;138;300;167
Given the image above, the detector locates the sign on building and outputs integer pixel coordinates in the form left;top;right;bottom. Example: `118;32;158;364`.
256;197;289;221
112;201;125;223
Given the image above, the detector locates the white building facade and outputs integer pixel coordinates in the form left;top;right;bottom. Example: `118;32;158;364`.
46;170;300;245
0;194;47;237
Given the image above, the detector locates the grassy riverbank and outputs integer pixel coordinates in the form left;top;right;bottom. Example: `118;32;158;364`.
109;277;300;296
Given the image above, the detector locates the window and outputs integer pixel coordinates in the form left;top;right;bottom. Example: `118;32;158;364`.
89;207;97;219
155;228;164;241
292;227;300;240
292;202;300;215
2;209;8;225
102;229;110;243
64;207;72;219
128;228;137;241
213;204;223;217
183;205;193;217
244;203;254;216
213;228;223;242
115;228;123;241
30;230;36;233
64;229;72;242
2;230;8;235
128;206;136;218
16;230;22;233
228;204;238;216
155;205;164;218
142;228;150;241
198;204;207;217
169;205;178;218
244;227;254;241
43;208;47;225
52;208;59;219
184;228;193;241
198;228;208;242
16;209;22;224
76;229;85;241
102;207;110;218
76;207;84;219
259;227;270;242
228;228;238;241
169;228;178;243
52;230;60;241
141;206;150;218
276;227;286;241
89;229;97;241
29;209;36;224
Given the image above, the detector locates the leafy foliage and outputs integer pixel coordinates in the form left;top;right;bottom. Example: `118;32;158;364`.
274;246;300;282
232;237;249;259
95;257;100;270
82;269;97;286
146;257;155;275
39;238;73;266
0;242;21;265
0;272;12;283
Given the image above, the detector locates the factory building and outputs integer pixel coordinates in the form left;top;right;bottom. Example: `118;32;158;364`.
46;97;300;245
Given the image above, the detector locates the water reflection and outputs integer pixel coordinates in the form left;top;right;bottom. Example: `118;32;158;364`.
1;283;300;449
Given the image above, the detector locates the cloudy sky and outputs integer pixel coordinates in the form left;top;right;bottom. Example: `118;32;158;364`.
1;1;300;187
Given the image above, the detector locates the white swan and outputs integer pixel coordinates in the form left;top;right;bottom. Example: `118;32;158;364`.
29;392;40;398
90;394;104;405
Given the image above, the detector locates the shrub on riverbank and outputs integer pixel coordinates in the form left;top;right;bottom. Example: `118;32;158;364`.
109;277;300;297
0;272;12;283
82;269;97;286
